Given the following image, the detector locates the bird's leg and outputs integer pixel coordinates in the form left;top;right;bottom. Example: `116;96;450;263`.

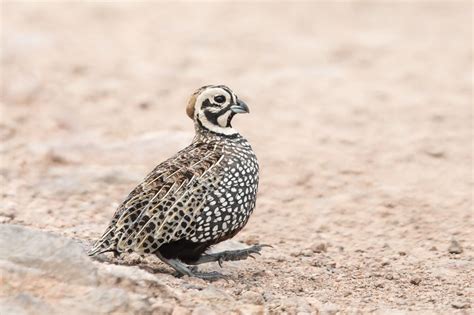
155;252;225;280
189;244;271;267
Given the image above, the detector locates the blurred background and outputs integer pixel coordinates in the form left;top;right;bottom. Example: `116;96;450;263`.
1;1;472;313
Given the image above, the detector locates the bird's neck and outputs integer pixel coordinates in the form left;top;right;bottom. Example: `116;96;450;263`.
194;116;239;138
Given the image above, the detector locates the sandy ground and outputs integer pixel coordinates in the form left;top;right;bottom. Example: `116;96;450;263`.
1;1;473;314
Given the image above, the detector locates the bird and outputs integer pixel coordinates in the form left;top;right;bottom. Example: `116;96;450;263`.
88;85;268;279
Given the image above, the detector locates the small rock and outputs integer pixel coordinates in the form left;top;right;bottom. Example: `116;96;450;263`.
300;249;314;257
0;224;98;286
273;255;287;262
252;270;266;277
429;246;438;251
448;239;463;254
274;297;316;314
291;249;313;257
381;258;390;266
138;101;151;110
398;251;407;256
290;251;300;257
181;283;204;291
326;262;337;268
43;150;70;165
262;291;273;302
310;259;322;267
375;282;384;288
385;274;394;280
310;243;327;253
452;301;470;309
410;278;421;285
240;291;264;305
423;148;446;159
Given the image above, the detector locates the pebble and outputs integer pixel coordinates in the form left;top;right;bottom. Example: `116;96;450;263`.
181;283;204;291
273;255;287;262
326;262;337;268
452;301;471;309
410;278;422;285
240;291;264;305
310;243;328;253
262;291;273;302
423;148;446;159
274;297;316;314
448;239;463;254
290;251;300;257
310;260;323;267
291;249;313;257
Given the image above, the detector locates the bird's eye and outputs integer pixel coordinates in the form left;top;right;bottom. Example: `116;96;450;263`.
213;95;226;103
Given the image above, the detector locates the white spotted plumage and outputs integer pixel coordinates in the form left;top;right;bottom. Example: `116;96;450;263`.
89;85;259;264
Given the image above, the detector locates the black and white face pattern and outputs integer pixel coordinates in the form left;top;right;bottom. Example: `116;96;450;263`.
194;85;249;136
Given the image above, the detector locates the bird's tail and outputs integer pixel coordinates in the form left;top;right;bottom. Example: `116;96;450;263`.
87;227;119;256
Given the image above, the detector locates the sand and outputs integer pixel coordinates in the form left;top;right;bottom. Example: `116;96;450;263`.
1;2;473;314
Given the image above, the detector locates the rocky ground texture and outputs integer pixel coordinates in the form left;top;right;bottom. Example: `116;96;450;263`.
1;2;473;314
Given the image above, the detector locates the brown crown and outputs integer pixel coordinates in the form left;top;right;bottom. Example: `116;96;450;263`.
186;93;197;119
186;86;213;119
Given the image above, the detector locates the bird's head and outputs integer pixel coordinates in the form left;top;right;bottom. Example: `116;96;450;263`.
186;85;249;136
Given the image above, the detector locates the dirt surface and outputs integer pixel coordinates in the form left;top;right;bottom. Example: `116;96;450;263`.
1;2;473;314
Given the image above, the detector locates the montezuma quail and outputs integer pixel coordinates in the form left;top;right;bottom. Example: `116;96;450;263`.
89;85;267;279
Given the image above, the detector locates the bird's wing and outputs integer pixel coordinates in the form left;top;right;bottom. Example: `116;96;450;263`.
88;141;225;256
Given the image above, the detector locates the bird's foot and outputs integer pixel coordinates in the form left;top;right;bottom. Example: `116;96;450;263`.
155;252;228;281
200;244;272;267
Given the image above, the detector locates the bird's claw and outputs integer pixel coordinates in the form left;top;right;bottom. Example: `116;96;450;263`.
214;243;271;262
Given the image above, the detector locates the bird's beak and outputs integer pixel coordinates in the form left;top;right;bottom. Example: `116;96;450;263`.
230;99;250;114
